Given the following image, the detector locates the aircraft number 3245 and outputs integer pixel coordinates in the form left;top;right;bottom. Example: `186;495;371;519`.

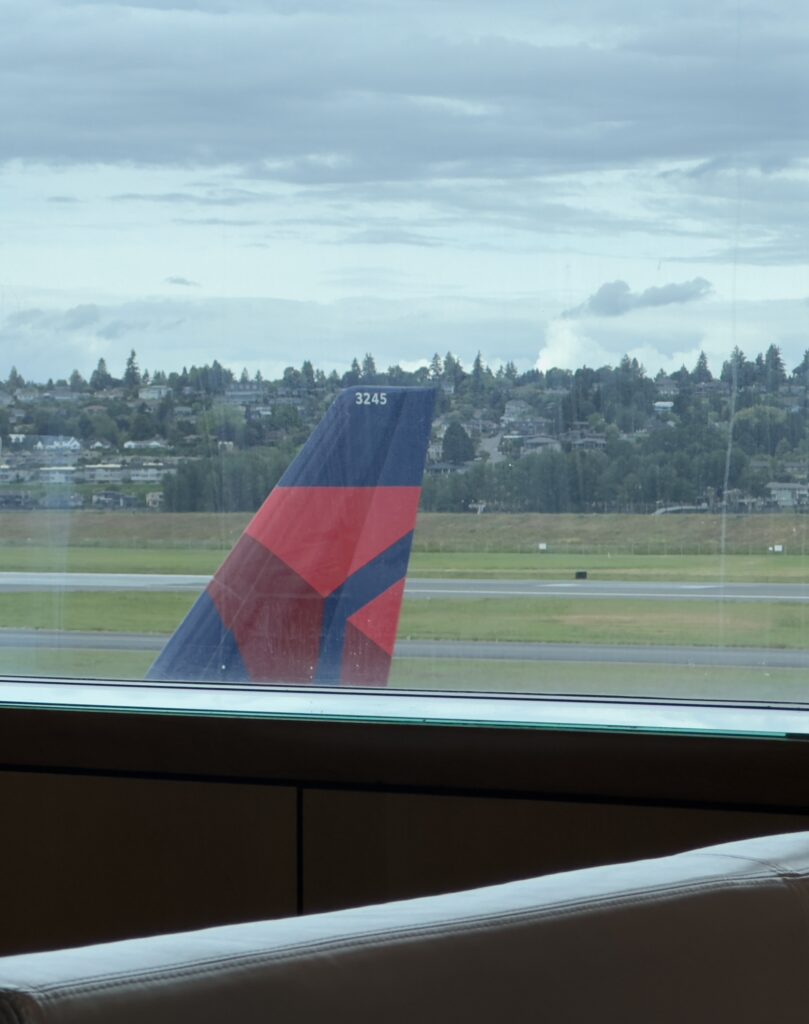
355;392;387;405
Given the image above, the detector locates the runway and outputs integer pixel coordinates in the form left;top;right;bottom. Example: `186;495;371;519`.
3;572;809;603
407;579;809;603
3;571;809;674
2;629;807;669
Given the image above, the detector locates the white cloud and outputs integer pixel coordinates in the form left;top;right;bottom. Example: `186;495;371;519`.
0;294;548;382
165;276;201;287
563;278;712;318
539;296;809;376
4;0;809;381
538;319;613;373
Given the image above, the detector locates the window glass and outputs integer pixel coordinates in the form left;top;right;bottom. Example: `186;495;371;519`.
2;0;808;703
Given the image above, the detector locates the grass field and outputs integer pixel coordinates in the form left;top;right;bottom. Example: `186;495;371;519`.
2;591;808;650
0;546;225;575
389;659;809;702
415;512;809;555
1;648;804;704
0;648;153;680
398;597;809;649
4;546;809;585
3;511;809;583
410;551;809;582
2;510;809;700
0;593;194;633
4;509;809;556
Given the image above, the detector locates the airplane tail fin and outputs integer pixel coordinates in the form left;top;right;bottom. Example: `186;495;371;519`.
147;386;436;686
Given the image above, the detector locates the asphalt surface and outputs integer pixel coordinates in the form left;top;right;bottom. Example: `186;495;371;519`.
3;572;809;674
3;572;809;603
407;579;809;603
2;629;807;669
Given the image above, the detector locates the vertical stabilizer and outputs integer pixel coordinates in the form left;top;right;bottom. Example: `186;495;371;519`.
148;386;435;686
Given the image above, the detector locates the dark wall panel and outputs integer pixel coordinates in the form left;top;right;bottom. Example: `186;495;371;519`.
303;788;809;913
0;773;297;956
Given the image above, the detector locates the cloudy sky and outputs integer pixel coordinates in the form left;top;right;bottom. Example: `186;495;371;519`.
3;0;809;382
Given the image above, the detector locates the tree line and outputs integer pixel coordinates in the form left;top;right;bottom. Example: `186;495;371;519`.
5;342;809;514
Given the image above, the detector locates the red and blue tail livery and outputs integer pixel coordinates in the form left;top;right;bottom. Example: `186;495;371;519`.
147;386;436;686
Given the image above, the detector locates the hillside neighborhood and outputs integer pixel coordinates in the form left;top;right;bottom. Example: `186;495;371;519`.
2;345;809;514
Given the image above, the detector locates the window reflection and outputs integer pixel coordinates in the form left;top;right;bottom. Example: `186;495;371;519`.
2;1;808;703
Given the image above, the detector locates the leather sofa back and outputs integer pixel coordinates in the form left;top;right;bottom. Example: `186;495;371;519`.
2;831;808;1023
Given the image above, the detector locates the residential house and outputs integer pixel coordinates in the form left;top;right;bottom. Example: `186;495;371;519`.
767;482;809;509
139;384;173;402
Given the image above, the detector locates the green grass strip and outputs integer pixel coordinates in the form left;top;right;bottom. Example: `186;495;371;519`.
398;596;809;649
0;593;193;634
2;546;809;584
0;649;153;680
0;547;224;575
390;658;809;702
1;648;805;705
2;591;809;651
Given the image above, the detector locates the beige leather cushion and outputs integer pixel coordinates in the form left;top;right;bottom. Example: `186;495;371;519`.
2;831;809;1023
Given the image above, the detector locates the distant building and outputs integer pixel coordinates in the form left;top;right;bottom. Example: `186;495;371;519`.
44;386;83;403
130;464;167;483
13;388;40;404
34;435;81;452
91;491;136;509
767;482;809;509
138;384;173;402
82;464;124;484
569;435;607;451
38;466;77;485
502;399;533;424
655;376;680;398
523;434;562;453
123;439;168;450
427;439;444;462
222;382;264;406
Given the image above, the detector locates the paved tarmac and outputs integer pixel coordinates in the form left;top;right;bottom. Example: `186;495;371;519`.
3;572;809;603
2;629;806;669
3;573;808;676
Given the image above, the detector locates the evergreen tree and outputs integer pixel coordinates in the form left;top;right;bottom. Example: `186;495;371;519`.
692;351;712;383
764;344;786;391
361;353;378;382
282;366;302;389
721;347;755;389
90;358;113;391
7;366;24;390
300;360;315;388
443;352;464;387
470;351;487;403
792;350;809;384
342;358;362;386
123;349;141;393
209;359;231;393
442;421;475;464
